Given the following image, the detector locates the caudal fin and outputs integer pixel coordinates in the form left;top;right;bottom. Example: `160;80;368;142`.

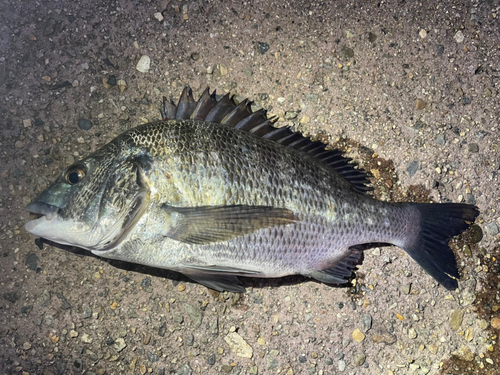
402;203;479;290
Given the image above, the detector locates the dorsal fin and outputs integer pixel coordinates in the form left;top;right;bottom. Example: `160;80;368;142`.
162;86;372;194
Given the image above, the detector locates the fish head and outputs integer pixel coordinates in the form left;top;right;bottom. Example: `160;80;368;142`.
25;149;150;251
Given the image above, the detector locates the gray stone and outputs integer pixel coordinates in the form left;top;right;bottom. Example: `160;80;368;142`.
55;292;71;310
255;42;270;55
182;303;204;327
407;160;419;177
341;46;354;58
158;322;167;337
147;351;159;362
207;354;216;365
24;253;39;271
468;143;479;153
72;358;83;373
402;283;412;295
266;355;278;370
210;316;219;336
361;314;372;333
176;363;192;375
185;333;194;346
466;194;476;205
77;118;93;131
435;134;445;145
485;222;499;236
3;291;20;303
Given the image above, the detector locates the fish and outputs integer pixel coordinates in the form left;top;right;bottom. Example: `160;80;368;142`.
25;86;479;293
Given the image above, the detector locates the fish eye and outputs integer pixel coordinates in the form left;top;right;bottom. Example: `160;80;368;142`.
65;165;86;185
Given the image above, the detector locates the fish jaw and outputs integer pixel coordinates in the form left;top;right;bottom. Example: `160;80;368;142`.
25;201;111;251
25;204;94;249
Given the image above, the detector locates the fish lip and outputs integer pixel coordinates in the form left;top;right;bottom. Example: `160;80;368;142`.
26;202;60;220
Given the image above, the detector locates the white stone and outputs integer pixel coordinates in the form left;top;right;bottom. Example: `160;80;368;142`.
136;55;151;73
154;12;164;22
454;30;465;43
224;332;253;358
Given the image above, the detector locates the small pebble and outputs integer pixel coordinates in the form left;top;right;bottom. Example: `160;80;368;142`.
353;353;366;366
136;55;151;73
117;79;127;92
338;360;346;372
352;329;365;342
468;224;483;243
435;134;445;145
484;222;499;236
468;143;479;153
255;42;270;55
113;337;127;352
402;284;412;295
454;30;465;43
408;328;417;339
207;354;216;365
407;161;419;178
81;333;92;344
218;63;228;76
73;358;83;372
450;310;464;331
224;332;253;358
415;98;427;109
77;118;93;131
154;12;164;22
361;314;372;333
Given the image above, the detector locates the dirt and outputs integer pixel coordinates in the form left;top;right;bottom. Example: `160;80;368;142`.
1;0;499;374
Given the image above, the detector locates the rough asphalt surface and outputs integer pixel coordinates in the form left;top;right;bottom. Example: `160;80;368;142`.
1;1;499;374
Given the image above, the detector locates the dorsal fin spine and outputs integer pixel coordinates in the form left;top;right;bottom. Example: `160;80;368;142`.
162;86;372;194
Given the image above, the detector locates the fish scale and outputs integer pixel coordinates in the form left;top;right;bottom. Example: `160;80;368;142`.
25;86;479;293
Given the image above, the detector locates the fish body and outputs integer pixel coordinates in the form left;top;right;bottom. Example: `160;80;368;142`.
25;87;479;292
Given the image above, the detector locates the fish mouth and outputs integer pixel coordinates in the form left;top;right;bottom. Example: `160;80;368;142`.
26;202;60;220
25;202;61;234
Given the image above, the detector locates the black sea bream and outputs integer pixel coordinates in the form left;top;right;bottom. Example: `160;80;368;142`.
25;86;479;292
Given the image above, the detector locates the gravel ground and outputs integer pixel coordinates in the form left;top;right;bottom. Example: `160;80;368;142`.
1;0;499;374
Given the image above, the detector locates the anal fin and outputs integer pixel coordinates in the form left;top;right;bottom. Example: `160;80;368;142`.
308;250;363;285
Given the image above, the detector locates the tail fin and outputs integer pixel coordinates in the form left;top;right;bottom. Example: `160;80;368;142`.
402;203;479;290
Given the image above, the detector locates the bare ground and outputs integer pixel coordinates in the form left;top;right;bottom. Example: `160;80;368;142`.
1;0;499;374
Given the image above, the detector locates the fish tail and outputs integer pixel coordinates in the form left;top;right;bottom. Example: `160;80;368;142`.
401;203;479;290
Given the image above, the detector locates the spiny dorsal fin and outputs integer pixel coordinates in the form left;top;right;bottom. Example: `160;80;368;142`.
162;85;372;194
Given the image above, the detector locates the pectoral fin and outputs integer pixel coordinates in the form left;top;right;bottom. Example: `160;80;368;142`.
164;205;297;244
